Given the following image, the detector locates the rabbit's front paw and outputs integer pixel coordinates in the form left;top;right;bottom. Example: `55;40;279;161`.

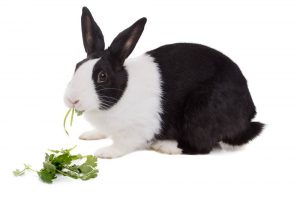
79;130;106;140
95;146;126;159
151;140;182;155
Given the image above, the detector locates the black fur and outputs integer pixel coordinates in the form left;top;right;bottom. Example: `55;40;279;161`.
81;7;105;56
109;17;147;64
91;50;128;110
148;43;264;154
222;122;264;145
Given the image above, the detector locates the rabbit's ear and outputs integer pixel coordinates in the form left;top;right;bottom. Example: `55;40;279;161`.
109;17;147;63
81;7;105;56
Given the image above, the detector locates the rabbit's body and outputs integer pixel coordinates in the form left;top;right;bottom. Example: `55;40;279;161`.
148;43;262;154
64;7;263;158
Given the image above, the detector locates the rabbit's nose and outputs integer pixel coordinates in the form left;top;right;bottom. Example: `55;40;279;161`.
73;100;80;105
67;98;80;106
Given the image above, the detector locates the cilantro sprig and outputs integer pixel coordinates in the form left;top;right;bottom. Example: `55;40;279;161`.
13;146;98;183
64;108;83;135
13;164;37;176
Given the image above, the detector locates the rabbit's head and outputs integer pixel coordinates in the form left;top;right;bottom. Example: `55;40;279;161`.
64;7;146;112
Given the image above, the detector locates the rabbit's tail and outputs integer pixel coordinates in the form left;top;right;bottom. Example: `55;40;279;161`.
222;122;264;145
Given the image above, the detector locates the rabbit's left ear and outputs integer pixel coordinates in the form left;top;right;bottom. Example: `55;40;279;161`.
109;17;147;63
81;7;105;56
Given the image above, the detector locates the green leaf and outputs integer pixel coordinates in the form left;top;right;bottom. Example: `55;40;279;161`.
79;165;93;174
52;154;72;170
65;164;81;173
45;153;49;161
38;169;56;183
75;109;84;116
38;162;57;183
80;169;99;180
48;149;60;153
45;153;55;162
85;155;98;167
43;162;56;173
78;155;98;180
49;154;55;161
70;154;83;161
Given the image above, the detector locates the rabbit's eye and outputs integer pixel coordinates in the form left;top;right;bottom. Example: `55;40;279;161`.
97;71;107;83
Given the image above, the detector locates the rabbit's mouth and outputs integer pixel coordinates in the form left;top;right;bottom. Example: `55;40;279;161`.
74;102;88;112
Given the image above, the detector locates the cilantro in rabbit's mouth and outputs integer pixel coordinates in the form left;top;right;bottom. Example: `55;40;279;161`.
63;108;84;135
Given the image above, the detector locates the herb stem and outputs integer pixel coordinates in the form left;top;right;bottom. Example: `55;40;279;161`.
24;164;39;173
56;169;69;177
63;108;72;135
70;108;75;126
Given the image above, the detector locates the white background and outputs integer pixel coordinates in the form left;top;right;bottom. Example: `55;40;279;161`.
0;0;299;199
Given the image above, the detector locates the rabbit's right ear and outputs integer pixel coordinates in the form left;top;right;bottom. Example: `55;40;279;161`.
109;17;147;64
81;7;105;56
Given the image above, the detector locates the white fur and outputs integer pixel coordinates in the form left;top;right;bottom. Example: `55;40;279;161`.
79;130;106;140
71;54;163;158
151;140;182;155
64;58;100;111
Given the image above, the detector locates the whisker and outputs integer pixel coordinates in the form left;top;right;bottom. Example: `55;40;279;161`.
95;87;124;92
100;100;110;105
94;85;123;90
100;102;111;109
95;85;105;89
96;89;124;93
99;95;119;101
101;99;117;105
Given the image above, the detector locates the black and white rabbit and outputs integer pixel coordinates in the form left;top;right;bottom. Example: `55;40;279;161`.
64;7;264;158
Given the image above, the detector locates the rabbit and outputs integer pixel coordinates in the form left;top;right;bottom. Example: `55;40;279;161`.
64;7;264;158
